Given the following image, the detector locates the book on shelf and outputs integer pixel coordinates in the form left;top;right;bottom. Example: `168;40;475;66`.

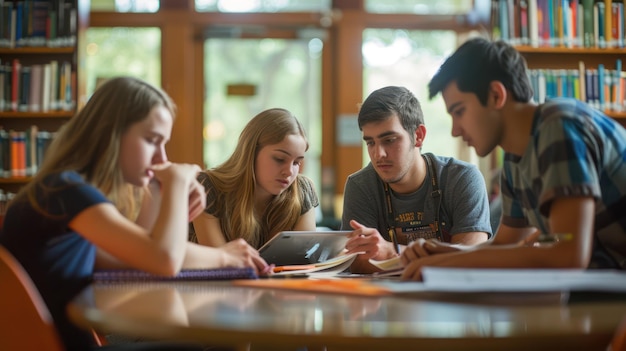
0;58;74;112
9;130;25;178
93;267;259;282
0;0;78;49
528;0;539;46
521;0;530;45
10;58;20;111
599;63;606;110
527;58;625;113
29;64;42;112
0;129;9;178
0;66;4;111
18;65;30;112
492;0;625;49
583;0;595;47
0;126;53;178
614;58;623;111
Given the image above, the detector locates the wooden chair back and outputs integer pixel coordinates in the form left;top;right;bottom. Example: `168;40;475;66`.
0;245;65;351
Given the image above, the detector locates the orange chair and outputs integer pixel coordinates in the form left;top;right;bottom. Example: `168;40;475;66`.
0;245;65;350
610;316;626;351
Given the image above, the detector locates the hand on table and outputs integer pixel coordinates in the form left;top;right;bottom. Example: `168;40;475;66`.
400;238;462;265
220;239;273;275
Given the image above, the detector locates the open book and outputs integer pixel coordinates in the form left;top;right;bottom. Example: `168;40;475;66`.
368;243;478;277
370;255;402;270
272;251;359;276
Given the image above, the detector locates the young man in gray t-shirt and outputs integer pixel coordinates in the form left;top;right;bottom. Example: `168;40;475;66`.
342;86;492;273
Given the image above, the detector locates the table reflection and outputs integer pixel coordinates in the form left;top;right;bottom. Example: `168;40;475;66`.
73;281;626;351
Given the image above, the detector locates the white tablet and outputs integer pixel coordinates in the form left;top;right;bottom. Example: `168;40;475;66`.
258;230;352;266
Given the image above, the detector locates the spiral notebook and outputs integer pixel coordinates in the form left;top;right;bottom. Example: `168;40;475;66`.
93;267;258;282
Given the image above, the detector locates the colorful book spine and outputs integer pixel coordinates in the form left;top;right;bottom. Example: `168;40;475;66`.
18;66;31;112
0;129;9;178
528;59;624;113
498;0;626;48
11;59;20;111
615;59;623;111
605;0;613;47
0;59;74;113
0;0;76;48
597;2;606;48
529;0;540;46
598;63;606;110
27;125;38;176
579;60;587;102
36;130;51;171
521;0;530;44
583;0;596;47
0;127;57;178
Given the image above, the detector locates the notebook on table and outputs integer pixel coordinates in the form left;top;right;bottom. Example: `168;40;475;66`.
93;267;258;282
259;230;352;266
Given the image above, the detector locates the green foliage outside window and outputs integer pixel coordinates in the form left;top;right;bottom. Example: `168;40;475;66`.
85;28;161;97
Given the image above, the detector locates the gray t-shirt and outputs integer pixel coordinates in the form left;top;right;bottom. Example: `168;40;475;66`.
341;153;492;244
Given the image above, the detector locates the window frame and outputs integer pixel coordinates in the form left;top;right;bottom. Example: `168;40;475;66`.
88;0;486;207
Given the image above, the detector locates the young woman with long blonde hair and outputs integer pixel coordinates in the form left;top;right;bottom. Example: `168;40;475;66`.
190;108;319;249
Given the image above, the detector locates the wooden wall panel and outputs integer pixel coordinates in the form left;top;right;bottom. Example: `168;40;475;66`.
332;9;365;194
161;15;202;165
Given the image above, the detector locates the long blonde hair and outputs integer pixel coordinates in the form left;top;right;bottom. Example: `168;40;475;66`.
204;108;309;248
18;76;176;219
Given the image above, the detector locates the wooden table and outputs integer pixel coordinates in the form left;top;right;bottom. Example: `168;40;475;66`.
67;280;626;351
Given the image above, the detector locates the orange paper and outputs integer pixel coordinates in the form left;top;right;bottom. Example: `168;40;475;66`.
234;278;391;297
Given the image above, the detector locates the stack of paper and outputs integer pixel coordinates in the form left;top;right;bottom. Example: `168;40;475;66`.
420;268;626;292
376;268;626;293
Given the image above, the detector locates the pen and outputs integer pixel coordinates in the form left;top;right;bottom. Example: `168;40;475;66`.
533;233;573;247
273;265;315;273
389;227;400;254
537;233;573;242
384;182;400;254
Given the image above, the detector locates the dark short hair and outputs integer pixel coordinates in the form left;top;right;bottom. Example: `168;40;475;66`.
428;37;533;105
358;86;424;137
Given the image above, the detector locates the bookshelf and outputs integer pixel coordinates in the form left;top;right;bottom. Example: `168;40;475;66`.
0;0;89;198
491;0;626;126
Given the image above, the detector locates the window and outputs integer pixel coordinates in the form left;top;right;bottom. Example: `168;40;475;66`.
195;0;331;12
90;0;159;12
85;28;161;96
365;0;471;14
202;36;323;189
362;28;463;163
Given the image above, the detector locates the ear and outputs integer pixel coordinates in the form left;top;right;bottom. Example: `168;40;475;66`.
489;81;508;109
414;124;427;148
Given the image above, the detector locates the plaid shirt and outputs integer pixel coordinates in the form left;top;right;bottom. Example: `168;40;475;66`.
501;98;626;268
